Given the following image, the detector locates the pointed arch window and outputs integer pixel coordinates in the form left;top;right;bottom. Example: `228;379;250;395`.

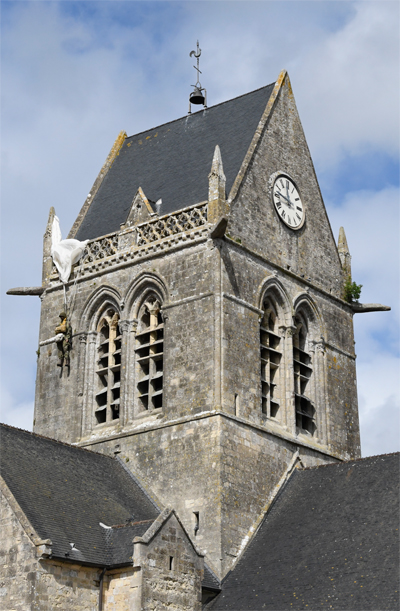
260;300;282;419
135;297;164;412
95;309;121;424
293;314;315;435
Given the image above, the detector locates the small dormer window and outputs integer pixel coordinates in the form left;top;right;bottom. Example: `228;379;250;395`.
95;310;121;424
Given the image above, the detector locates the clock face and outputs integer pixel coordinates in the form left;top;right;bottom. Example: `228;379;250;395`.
272;175;305;230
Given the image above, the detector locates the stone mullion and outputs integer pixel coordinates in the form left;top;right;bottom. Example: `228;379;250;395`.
148;309;159;411
119;319;137;425
308;343;317;436
106;323;112;422
285;326;296;435
107;322;116;422
278;325;287;428
75;333;88;441
82;331;97;436
311;339;327;444
265;336;271;418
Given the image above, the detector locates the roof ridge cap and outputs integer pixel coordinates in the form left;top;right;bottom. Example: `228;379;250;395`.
126;82;275;141
301;451;400;471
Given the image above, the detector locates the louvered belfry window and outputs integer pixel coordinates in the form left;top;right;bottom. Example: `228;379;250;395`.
95;310;121;424
293;315;315;435
260;303;282;419
135;298;164;412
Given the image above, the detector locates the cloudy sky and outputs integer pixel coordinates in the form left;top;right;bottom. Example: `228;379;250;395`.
1;0;399;457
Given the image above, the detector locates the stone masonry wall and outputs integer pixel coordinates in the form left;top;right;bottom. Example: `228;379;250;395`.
0;490;38;610
84;416;222;575
133;512;203;611
227;73;345;298
34;561;100;611
0;491;100;610
219;241;360;459
103;568;139;611
34;240;216;443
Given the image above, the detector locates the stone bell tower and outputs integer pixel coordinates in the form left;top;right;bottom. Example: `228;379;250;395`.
28;70;390;579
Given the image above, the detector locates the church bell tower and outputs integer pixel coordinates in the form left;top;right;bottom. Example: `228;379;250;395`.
31;70;372;578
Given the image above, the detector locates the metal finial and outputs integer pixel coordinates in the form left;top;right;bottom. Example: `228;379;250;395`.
188;40;207;113
190;40;202;88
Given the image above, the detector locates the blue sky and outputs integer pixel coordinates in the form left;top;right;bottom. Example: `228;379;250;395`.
1;0;399;456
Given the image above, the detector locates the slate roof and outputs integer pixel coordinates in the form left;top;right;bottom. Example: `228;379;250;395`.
0;424;159;567
203;564;222;592
75;83;275;241
208;453;399;610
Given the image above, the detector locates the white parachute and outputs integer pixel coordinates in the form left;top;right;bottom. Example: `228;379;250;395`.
51;216;89;284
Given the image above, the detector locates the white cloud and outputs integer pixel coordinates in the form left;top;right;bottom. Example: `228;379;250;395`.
358;355;400;456
0;385;33;432
294;1;400;165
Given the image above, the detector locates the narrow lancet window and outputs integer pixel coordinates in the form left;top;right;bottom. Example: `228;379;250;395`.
95;310;121;424
135;298;164;412
260;302;281;419
293;314;315;435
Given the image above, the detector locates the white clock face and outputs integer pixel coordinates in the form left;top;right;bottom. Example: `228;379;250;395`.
272;175;305;230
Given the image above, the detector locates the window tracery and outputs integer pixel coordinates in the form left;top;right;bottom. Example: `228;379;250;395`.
135;297;164;412
293;313;315;435
95;309;121;424
260;300;282;419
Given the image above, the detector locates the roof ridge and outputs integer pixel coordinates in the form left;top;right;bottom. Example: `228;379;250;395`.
115;455;162;512
301;451;400;471
126;82;276;141
110;518;155;529
0;422;113;460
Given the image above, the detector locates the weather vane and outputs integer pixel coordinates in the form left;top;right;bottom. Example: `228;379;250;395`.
188;40;207;113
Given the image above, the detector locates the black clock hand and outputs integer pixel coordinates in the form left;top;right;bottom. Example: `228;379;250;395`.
277;192;293;208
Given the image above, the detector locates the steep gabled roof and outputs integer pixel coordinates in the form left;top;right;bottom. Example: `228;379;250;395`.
0;424;159;566
74;83;275;241
209;454;399;610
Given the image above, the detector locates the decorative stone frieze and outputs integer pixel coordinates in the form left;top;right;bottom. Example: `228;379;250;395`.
136;203;208;246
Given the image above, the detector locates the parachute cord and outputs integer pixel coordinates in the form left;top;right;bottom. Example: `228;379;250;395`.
63;284;68;314
66;252;87;319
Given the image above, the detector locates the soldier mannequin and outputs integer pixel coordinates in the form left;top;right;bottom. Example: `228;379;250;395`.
55;312;72;367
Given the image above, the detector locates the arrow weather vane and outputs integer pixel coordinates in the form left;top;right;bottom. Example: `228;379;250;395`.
190;40;202;88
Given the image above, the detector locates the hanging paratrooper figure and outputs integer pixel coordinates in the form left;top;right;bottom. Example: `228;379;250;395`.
55;312;72;367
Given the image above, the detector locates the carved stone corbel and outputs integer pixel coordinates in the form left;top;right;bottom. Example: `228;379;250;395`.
311;336;326;354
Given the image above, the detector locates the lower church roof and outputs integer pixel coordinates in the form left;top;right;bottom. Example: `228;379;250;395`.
0;423;159;567
208;453;399;610
1;423;220;591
